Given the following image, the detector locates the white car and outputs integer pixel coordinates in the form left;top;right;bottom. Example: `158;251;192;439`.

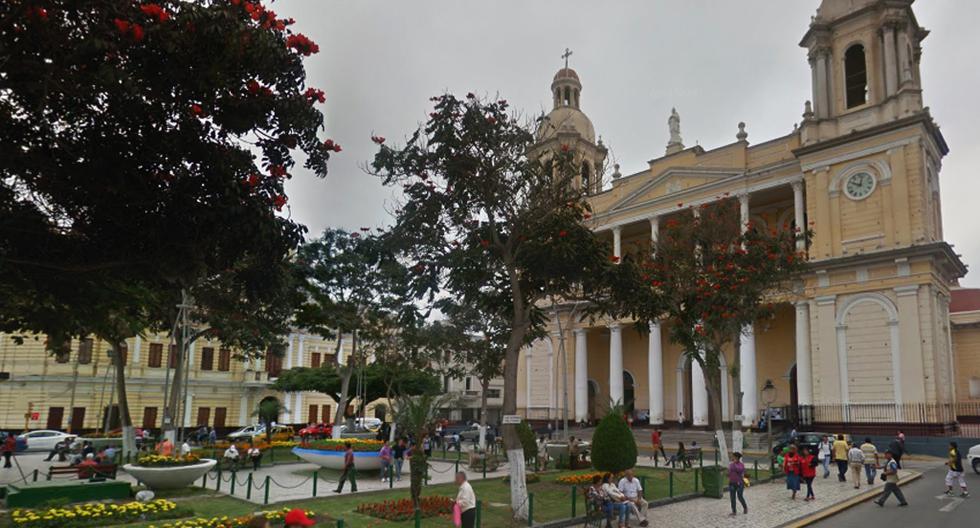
227;425;264;441
968;443;980;475
17;430;75;452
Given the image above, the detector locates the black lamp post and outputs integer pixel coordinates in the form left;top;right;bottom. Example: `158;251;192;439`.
761;379;777;462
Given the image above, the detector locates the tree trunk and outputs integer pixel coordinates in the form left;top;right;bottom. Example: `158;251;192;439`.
704;368;729;466
409;433;426;508
110;341;136;456
332;331;355;440
479;378;489;451
730;336;744;454
164;331;186;442
502;331;529;520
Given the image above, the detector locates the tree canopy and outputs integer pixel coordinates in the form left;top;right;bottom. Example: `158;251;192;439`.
272;362;441;410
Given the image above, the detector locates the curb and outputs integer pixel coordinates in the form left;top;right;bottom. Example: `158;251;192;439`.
779;471;923;528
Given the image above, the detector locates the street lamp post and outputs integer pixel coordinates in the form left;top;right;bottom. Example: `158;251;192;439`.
761;379;777;465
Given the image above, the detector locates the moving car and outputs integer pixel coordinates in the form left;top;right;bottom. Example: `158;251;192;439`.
227;424;264;441
968;443;980;474
298;423;333;439
16;430;76;452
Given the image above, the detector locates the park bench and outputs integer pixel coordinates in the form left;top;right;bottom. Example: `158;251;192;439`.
47;464;117;480
581;486;607;528
669;447;701;469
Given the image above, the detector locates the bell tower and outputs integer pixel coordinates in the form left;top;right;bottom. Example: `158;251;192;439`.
799;0;928;144
533;53;608;195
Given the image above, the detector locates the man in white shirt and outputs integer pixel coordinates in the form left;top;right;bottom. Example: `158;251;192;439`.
455;472;476;528
180;441;191;457
617;469;648;526
223;444;239;469
847;442;865;489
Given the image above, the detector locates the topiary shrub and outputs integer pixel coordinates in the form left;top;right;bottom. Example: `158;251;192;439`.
517;421;538;463
591;412;637;473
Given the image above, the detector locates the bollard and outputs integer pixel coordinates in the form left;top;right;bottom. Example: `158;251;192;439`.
201;472;207;488
694;468;699;492
216;467;222;492
247;473;253;500
389;464;394;489
571;486;577;517
230;470;237;495
455;457;459;475
699;450;704;467
640;476;647;493
263;475;271;505
714;450;719;466
476;499;482;527
754;459;759;481
32;469;38;482
482;458;487;480
527;493;534;527
313;471;318;497
414;508;421;528
669;471;674;497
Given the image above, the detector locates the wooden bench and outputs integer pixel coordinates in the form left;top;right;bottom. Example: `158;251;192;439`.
47;464;117;480
581;486;607;528
669;447;701;469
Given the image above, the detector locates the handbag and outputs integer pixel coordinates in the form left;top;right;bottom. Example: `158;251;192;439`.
452;503;462;527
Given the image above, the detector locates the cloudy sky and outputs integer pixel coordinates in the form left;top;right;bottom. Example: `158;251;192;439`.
275;0;980;287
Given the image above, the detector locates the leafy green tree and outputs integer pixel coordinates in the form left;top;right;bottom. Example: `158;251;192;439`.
370;94;621;519
516;421;538;464
253;398;287;443
590;409;637;473
272;362;441;413
392;393;454;508
0;0;333;454
615;198;810;463
292;229;416;437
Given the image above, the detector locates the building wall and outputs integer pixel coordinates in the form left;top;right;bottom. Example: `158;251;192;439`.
952;323;980;403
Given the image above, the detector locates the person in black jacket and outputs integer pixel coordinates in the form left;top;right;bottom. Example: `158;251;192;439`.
887;437;904;469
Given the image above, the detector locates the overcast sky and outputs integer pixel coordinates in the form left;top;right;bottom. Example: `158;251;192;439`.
275;0;980;287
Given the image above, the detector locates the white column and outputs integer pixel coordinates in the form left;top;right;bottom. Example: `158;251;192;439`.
739;192;750;231
815;51;830;118
133;336;142;364
896;28;912;85
739;325;758;427
809;56;819;115
795;302;813;406
792;180;805;251
883;24;898;96
608;324;623;406
297;335;305;368
691;350;708;426
239;390;249;427
612;227;622;261
183;392;194;428
647;321;664;425
574;329;588;423
649;217;659;245
294;393;303;425
285;334;294;370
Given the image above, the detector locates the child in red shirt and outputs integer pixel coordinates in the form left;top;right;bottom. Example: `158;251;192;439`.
800;446;818;501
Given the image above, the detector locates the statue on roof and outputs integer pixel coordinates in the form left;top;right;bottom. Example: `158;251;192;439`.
666;107;684;155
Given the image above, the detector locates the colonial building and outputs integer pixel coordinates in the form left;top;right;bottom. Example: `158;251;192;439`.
519;0;975;434
0;331;356;433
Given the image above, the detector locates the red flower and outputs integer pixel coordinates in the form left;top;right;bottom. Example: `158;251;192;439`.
609;255;620;263
246;79;261;94
286;34;319;56
268;165;287;178
558;230;568;237
677;202;683;208
466;92;476;99
360;227;370;231
351;232;361;238
304;87;326;104
273;194;287;210
246;173;259;188
323;139;342;152
560;144;570;153
114;18;130;34
371;135;386;144
140;4;170;22
131;23;145;42
29;7;48;21
583;212;592;220
190;104;203;116
486;116;496;124
480;239;490;248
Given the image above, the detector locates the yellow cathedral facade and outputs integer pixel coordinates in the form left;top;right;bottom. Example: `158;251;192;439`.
518;0;975;434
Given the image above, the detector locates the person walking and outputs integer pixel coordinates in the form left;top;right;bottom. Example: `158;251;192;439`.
887;435;904;469
860;438;879;486
617;469;648;526
2;433;16;468
379;440;392;482
817;435;832;479
944;441;969;497
455;471;477;528
801;446;817;501
334;442;357;493
783;445;803;500
650;429;667;465
393;438;406;482
874;451;908;507
847;442;865;489
832;434;849;482
248;444;262;471
727;452;748;516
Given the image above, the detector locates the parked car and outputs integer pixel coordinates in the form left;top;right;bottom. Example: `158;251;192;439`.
16;430;76;452
298;423;333;439
227;424;264;441
968;443;980;474
771;432;840;457
458;424;483;442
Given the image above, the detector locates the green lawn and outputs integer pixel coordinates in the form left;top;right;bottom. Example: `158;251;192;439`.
110;466;699;528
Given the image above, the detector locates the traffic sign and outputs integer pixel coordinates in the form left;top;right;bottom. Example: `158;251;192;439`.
501;415;521;425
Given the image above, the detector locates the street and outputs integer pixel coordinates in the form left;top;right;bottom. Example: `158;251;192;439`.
811;461;979;528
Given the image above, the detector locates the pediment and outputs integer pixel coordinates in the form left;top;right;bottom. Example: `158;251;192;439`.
610;167;742;212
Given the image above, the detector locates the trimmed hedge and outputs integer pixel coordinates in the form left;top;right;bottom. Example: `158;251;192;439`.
517;421;538;463
591;412;637;473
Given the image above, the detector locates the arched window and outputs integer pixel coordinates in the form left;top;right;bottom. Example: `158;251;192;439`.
844;44;868;108
563;87;570;106
581;163;590;193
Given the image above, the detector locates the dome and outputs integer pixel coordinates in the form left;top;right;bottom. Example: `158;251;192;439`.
535;106;596;143
553;67;580;82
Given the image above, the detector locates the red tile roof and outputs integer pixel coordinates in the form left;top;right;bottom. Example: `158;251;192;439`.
951;288;980;313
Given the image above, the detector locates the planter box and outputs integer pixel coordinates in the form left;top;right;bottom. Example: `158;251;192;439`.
122;458;217;490
292;447;382;470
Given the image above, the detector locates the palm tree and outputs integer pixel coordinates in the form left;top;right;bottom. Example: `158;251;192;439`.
253;398;287;443
392;393;454;508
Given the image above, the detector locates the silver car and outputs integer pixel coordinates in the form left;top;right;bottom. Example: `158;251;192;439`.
968;443;980;474
17;430;75;452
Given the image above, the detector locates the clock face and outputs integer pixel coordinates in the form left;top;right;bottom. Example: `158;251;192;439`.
845;172;875;200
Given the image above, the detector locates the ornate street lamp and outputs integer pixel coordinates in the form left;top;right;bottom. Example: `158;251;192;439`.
761;379;777;463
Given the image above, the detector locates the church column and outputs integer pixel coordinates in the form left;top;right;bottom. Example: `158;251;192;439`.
649;216;659;244
574;329;588;423
612;227;622;261
792;180;806;252
691;350;708;426
882;23;898;97
647;321;664;425
796;301;813;406
608;324;624;406
896;26;912;85
739;326;758;427
815;49;830;118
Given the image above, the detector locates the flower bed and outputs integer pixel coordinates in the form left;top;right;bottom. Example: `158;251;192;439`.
355;496;453;521
135;454;202;467
555;470;624;485
10;499;186;528
141;508;318;528
211;439;297;450
304;438;382;452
